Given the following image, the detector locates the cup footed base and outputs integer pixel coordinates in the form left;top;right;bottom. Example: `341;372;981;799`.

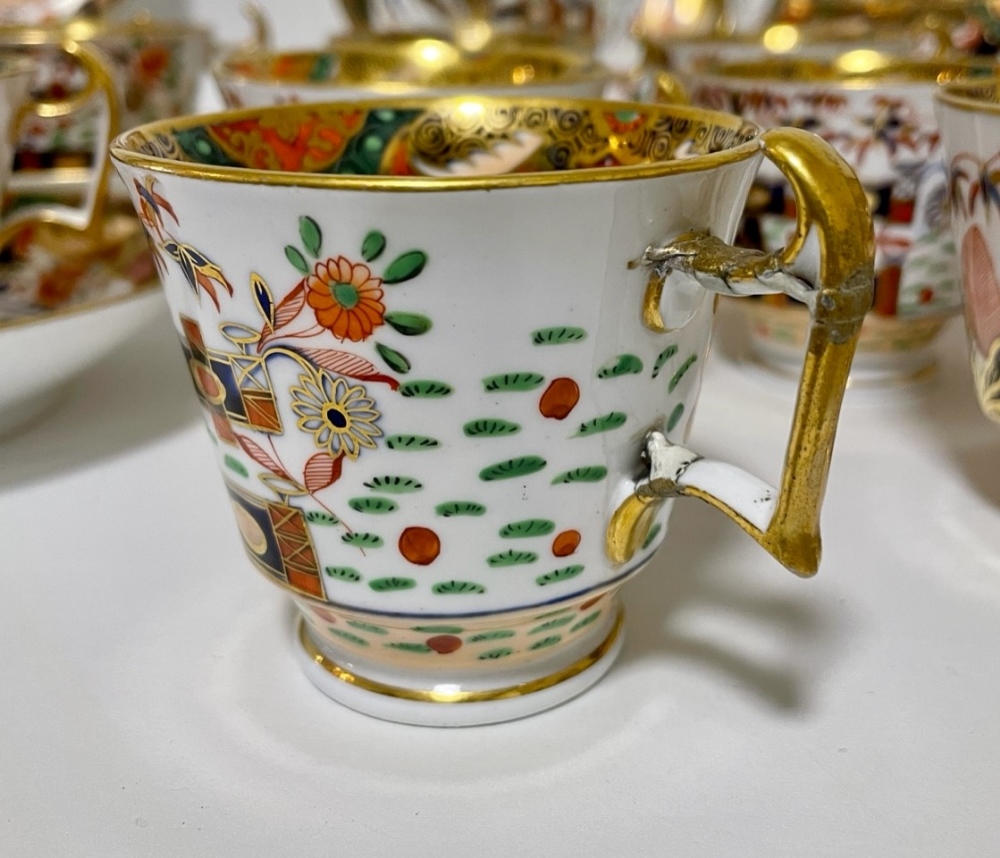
293;605;625;727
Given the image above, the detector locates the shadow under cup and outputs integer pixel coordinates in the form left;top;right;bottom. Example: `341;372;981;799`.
110;98;870;726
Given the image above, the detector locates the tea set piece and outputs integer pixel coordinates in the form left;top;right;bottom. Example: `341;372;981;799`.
214;0;636;109
680;51;995;388
935;79;1000;425
0;12;210;185
0;40;163;437
213;34;612;107
111;93;872;724
0;8;211;437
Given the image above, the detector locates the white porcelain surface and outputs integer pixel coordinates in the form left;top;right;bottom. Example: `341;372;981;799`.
2;304;1000;853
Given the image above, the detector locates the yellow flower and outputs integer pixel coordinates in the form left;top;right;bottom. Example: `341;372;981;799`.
290;369;382;459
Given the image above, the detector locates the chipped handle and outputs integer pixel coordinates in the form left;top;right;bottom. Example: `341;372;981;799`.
0;40;119;249
606;127;874;577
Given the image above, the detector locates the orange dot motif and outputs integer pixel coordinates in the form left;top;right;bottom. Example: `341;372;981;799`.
552;530;581;557
399;527;441;565
427;635;463;654
539;377;580;420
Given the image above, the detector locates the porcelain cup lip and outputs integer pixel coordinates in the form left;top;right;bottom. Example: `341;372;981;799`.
934;77;1000;115
695;51;996;91
212;38;611;94
0;14;211;48
110;96;765;193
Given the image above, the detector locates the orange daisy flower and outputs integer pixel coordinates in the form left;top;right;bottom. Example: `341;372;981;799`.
305;256;386;342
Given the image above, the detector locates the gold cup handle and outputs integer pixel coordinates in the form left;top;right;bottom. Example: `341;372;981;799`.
606;127;874;577
612;68;689;105
0;40;119;249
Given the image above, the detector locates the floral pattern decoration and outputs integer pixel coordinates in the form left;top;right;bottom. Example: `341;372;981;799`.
305;256;386;342
136;176;435;600
290;370;383;459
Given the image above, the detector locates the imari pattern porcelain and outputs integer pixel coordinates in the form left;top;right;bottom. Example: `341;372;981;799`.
689;54;993;386
0;17;208;174
0;43;164;437
111;97;872;725
936;81;1000;423
213;38;610;109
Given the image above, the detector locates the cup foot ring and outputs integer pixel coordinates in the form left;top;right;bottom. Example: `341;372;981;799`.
293;610;625;727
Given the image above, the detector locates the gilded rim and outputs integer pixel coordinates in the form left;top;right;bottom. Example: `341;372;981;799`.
298;608;624;704
641;17;874;55
109;96;763;193
934;78;1000;115
701;53;996;89
213;43;610;93
0;14;210;47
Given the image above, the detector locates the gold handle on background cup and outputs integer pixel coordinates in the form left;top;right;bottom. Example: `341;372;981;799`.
239;1;273;53
606;127;874;577
0;39;119;249
612;68;690;106
338;0;372;32
651;70;689;105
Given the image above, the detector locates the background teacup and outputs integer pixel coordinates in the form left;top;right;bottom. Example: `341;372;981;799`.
213;36;612;108
935;79;1000;423
0;39;116;289
336;0;599;46
687;52;994;387
0;14;209;181
111;96;872;726
638;0;986;74
0;39;162;437
0;53;35;194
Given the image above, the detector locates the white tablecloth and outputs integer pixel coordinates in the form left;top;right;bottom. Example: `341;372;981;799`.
3;299;998;856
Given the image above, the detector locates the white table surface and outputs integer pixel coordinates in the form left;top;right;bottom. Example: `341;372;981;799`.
3;298;998;857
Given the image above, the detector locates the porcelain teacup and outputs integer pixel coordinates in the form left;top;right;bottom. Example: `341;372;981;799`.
0;41;117;246
111;96;873;726
935;79;1000;422
0;15;208;180
687;51;994;386
0;41;166;436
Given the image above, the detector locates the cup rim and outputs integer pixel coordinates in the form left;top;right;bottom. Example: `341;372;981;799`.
693;52;996;90
213;40;610;93
109;96;764;193
934;78;1000;115
0;13;211;47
